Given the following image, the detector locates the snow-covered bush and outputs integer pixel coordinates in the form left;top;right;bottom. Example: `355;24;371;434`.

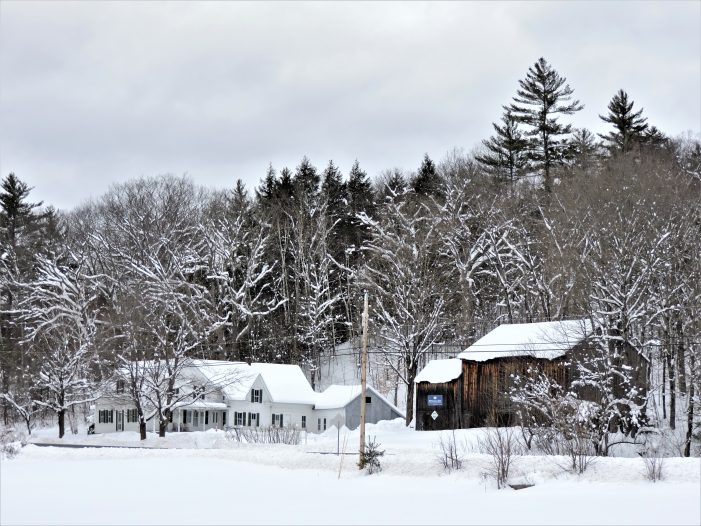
358;436;384;474
0;428;28;460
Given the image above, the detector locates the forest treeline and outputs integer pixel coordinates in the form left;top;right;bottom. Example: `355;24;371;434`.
0;58;699;438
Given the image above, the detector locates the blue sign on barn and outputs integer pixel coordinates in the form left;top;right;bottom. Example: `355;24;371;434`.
427;394;443;407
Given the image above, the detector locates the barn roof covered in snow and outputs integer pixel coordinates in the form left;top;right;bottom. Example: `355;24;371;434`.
457;319;592;362
414;358;463;383
314;384;404;417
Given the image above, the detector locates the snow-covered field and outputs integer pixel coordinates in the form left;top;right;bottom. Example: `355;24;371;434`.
2;420;700;525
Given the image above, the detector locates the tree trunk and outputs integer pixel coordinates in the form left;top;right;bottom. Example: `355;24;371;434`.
158;418;167;438
677;333;687;394
667;351;676;430
662;356;667;420
58;409;65;439
404;361;418;426
139;421;147;440
684;354;695;457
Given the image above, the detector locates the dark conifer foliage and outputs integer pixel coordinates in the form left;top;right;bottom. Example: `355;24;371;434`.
568;128;600;173
411;153;443;198
293;156;320;204
599;89;649;153
256;163;277;203
476;110;530;186
277;167;294;202
321;160;347;218
507;57;583;192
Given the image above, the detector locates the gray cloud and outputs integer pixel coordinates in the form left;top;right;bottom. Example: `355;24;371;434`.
1;1;699;210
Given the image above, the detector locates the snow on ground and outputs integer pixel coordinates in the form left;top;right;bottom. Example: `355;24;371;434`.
3;419;700;525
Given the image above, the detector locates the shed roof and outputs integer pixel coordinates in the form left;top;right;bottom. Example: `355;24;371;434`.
457;319;592;362
314;384;404;417
414;358;463;383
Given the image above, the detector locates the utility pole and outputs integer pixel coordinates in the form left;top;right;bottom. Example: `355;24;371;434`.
359;291;368;467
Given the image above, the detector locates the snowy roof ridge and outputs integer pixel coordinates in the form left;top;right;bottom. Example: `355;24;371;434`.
187;360;317;404
250;362;317;405
414;358;462;383
457;319;592;362
314;383;405;417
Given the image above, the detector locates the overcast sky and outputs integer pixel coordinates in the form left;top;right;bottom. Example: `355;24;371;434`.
1;1;699;211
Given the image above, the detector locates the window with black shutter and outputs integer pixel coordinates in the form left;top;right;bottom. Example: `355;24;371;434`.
302;416;306;429
205;411;209;425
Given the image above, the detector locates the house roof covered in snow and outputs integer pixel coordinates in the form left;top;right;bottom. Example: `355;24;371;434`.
414;358;463;383
187;360;317;405
251;363;318;405
457;319;592;362
314;384;404;417
188;360;256;400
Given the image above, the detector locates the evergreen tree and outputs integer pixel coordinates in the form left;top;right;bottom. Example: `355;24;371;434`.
568;128;600;173
255;164;277;204
411;153;443;198
321;160;346;217
642;125;669;149
599;89;649;153
347;160;375;218
0;173;50;425
228;179;250;216
476;110;530;186
0;174;46;267
293;156;319;205
276;167;294;202
507;57;583;193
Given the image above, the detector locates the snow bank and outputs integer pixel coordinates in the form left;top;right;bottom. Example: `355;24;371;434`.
3;443;699;525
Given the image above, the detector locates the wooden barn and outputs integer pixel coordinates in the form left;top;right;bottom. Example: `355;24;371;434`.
414;319;648;431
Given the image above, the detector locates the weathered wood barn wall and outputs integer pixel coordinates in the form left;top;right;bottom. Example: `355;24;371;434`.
416;355;571;430
415;320;649;431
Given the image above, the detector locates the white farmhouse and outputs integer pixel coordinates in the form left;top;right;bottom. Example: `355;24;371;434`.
93;360;404;435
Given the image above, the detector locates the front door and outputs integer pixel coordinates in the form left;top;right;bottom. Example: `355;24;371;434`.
116;410;124;432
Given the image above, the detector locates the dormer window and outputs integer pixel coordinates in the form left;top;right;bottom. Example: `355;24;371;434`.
250;389;262;403
116;380;125;394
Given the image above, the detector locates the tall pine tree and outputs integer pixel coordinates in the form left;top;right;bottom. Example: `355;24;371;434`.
507;57;583;193
599;89;649;153
476;110;530;186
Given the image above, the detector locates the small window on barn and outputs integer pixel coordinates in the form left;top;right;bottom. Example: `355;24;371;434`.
116;380;125;393
365;396;372;404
